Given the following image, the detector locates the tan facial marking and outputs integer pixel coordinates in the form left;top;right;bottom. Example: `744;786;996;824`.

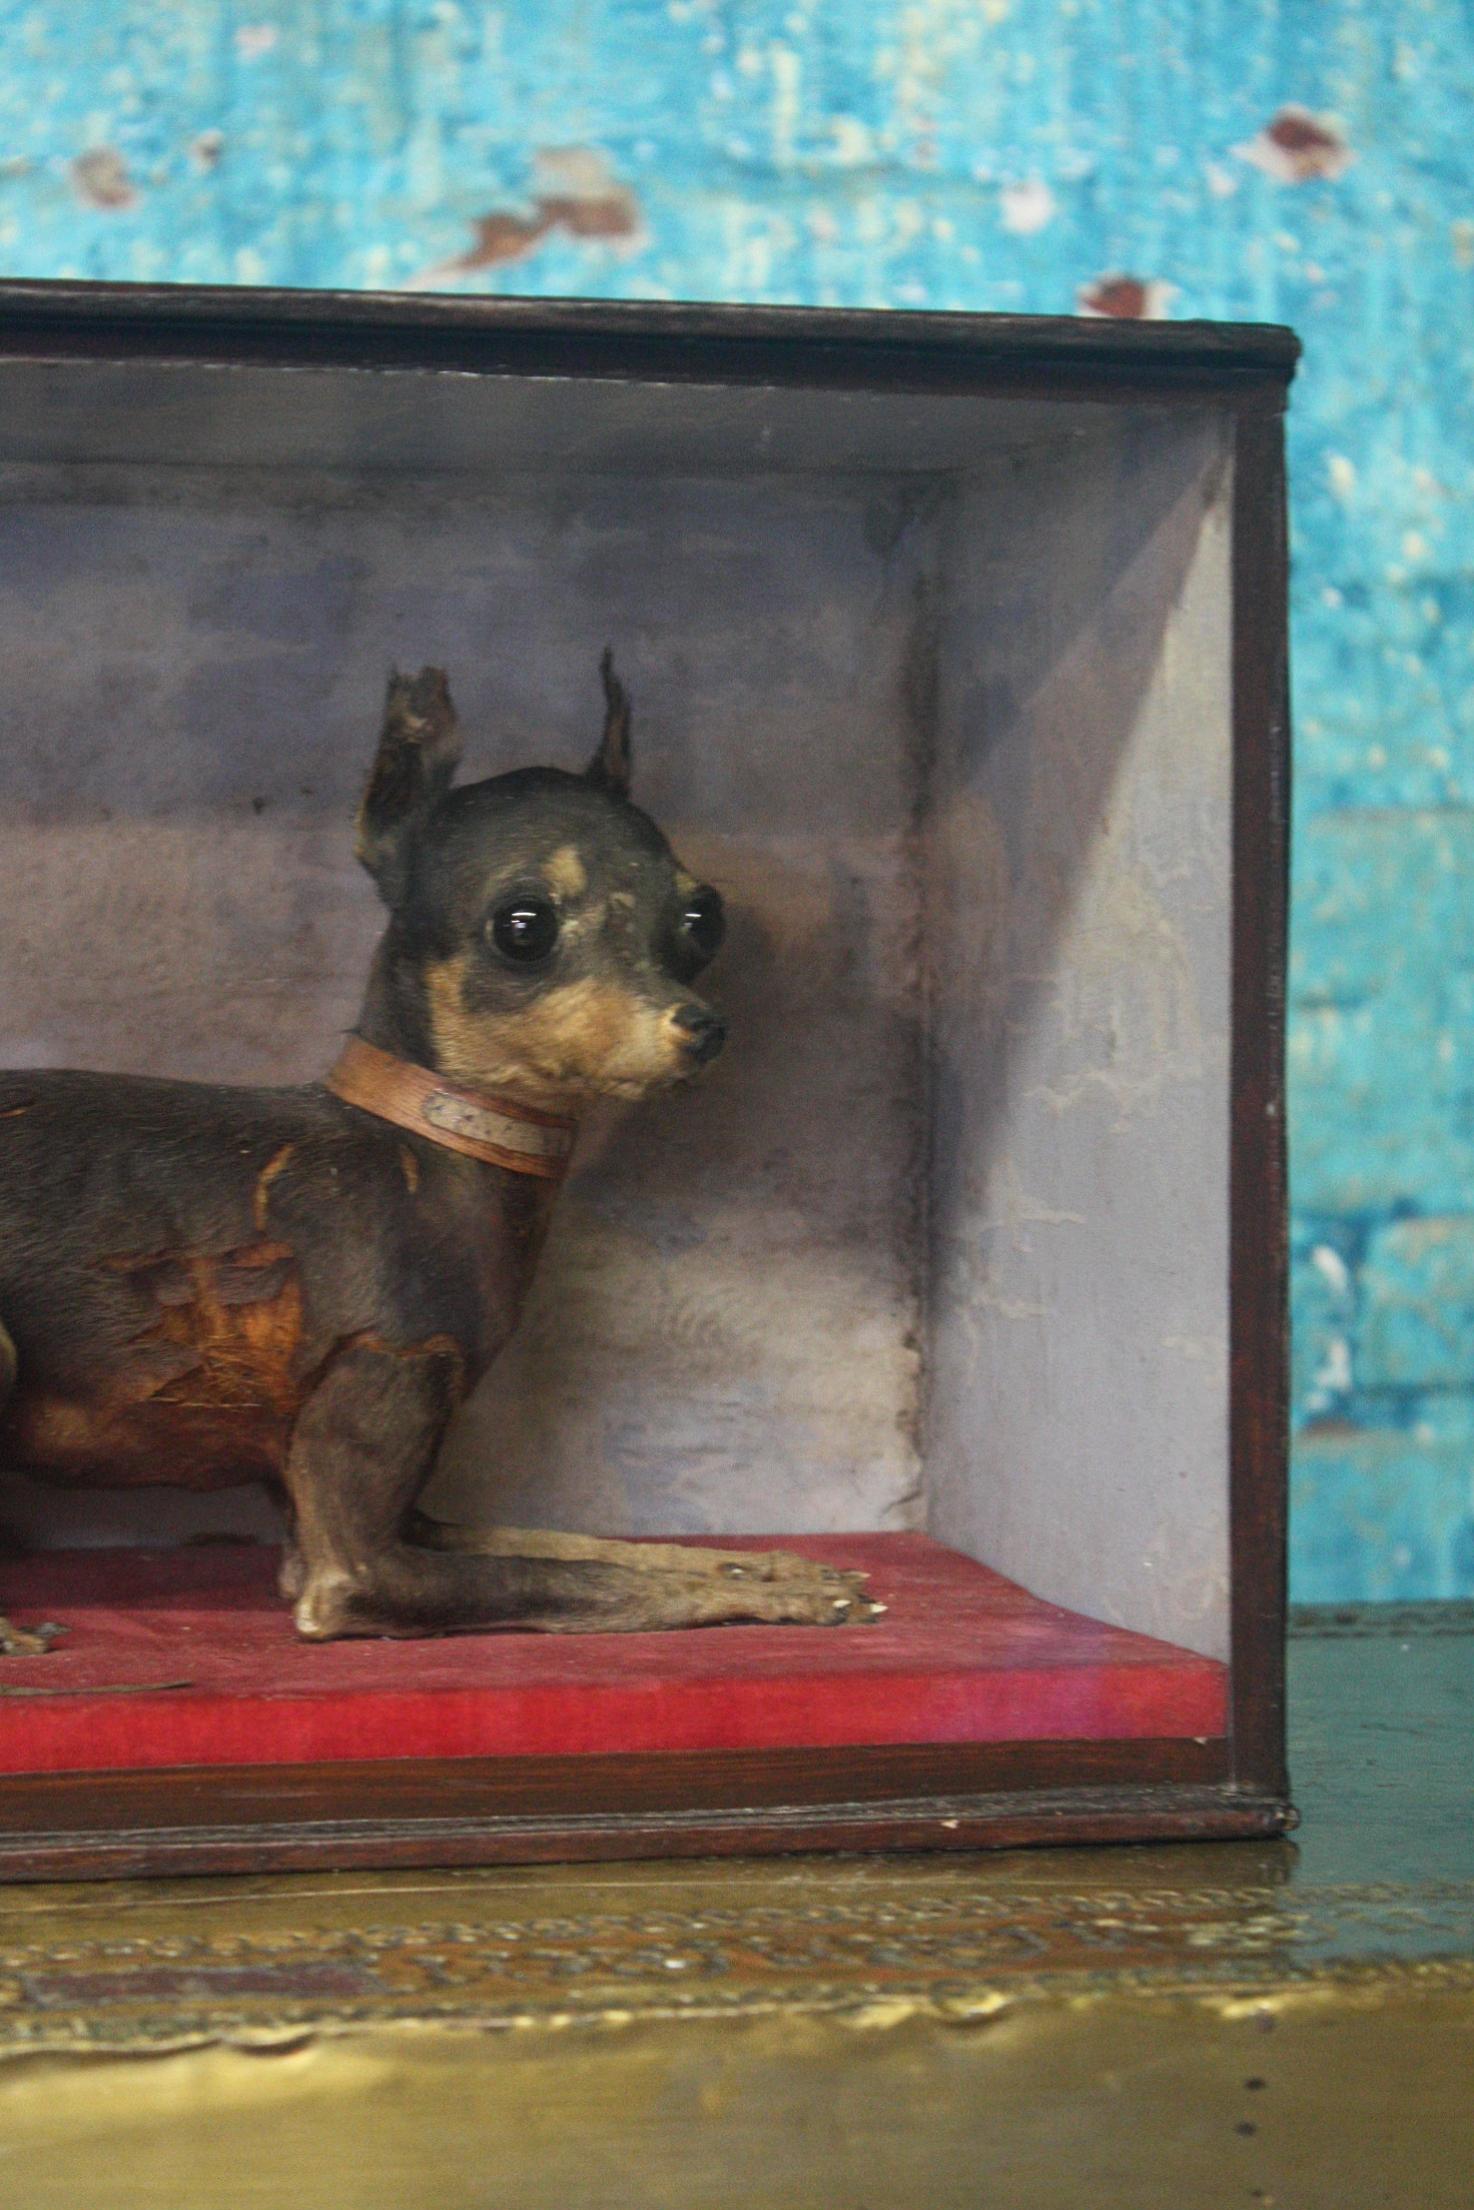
426;956;690;1105
398;1145;421;1194
553;895;607;949
544;845;588;901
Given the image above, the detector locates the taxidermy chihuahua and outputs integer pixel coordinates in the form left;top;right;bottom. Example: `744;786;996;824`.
0;656;877;1654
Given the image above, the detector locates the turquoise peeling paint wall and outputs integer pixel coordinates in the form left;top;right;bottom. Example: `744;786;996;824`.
1;1;1471;1599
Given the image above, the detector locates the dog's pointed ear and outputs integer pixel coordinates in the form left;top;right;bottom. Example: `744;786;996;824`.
585;647;632;799
356;666;462;905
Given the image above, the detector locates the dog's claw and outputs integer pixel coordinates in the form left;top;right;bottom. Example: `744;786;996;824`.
818;1588;885;1627
829;1585;887;1626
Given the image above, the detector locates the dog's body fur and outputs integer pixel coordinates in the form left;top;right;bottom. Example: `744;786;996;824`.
0;662;872;1650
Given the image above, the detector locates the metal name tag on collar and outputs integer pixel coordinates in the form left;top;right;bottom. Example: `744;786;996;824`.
420;1088;571;1164
324;1037;576;1180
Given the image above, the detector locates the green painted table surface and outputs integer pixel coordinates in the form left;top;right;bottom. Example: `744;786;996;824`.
0;1606;1469;2208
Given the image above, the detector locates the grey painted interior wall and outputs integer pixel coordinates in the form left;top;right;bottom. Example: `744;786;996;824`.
0;365;1233;1654
927;417;1234;1657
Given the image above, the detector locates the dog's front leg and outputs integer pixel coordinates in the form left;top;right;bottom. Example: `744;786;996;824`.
286;1341;872;1638
408;1516;878;1608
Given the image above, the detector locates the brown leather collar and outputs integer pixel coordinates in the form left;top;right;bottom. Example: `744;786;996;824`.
325;1037;577;1180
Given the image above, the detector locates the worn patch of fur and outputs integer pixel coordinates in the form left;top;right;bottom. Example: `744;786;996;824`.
3;1241;308;1490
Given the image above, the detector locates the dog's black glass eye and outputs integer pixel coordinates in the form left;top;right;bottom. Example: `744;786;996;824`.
489;894;560;965
679;887;725;965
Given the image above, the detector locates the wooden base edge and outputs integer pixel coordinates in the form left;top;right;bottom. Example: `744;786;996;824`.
0;1780;1290;1882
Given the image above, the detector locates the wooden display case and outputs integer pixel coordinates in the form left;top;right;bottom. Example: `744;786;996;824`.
0;284;1296;1877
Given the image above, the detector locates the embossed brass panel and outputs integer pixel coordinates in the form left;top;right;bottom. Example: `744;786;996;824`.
0;1609;1469;2206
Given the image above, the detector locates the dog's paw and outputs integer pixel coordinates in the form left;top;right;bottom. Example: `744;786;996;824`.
809;1571;887;1626
698;1567;883;1629
0;1616;63;1657
713;1558;884;1619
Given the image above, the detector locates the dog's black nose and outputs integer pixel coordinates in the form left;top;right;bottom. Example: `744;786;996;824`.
672;1003;727;1066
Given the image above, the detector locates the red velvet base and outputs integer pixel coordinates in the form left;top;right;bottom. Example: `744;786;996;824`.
0;1535;1228;1776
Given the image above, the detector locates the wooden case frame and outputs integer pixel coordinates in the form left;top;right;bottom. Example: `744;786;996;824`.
0;284;1296;1878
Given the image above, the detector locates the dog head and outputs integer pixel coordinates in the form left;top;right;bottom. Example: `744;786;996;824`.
355;655;726;1106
